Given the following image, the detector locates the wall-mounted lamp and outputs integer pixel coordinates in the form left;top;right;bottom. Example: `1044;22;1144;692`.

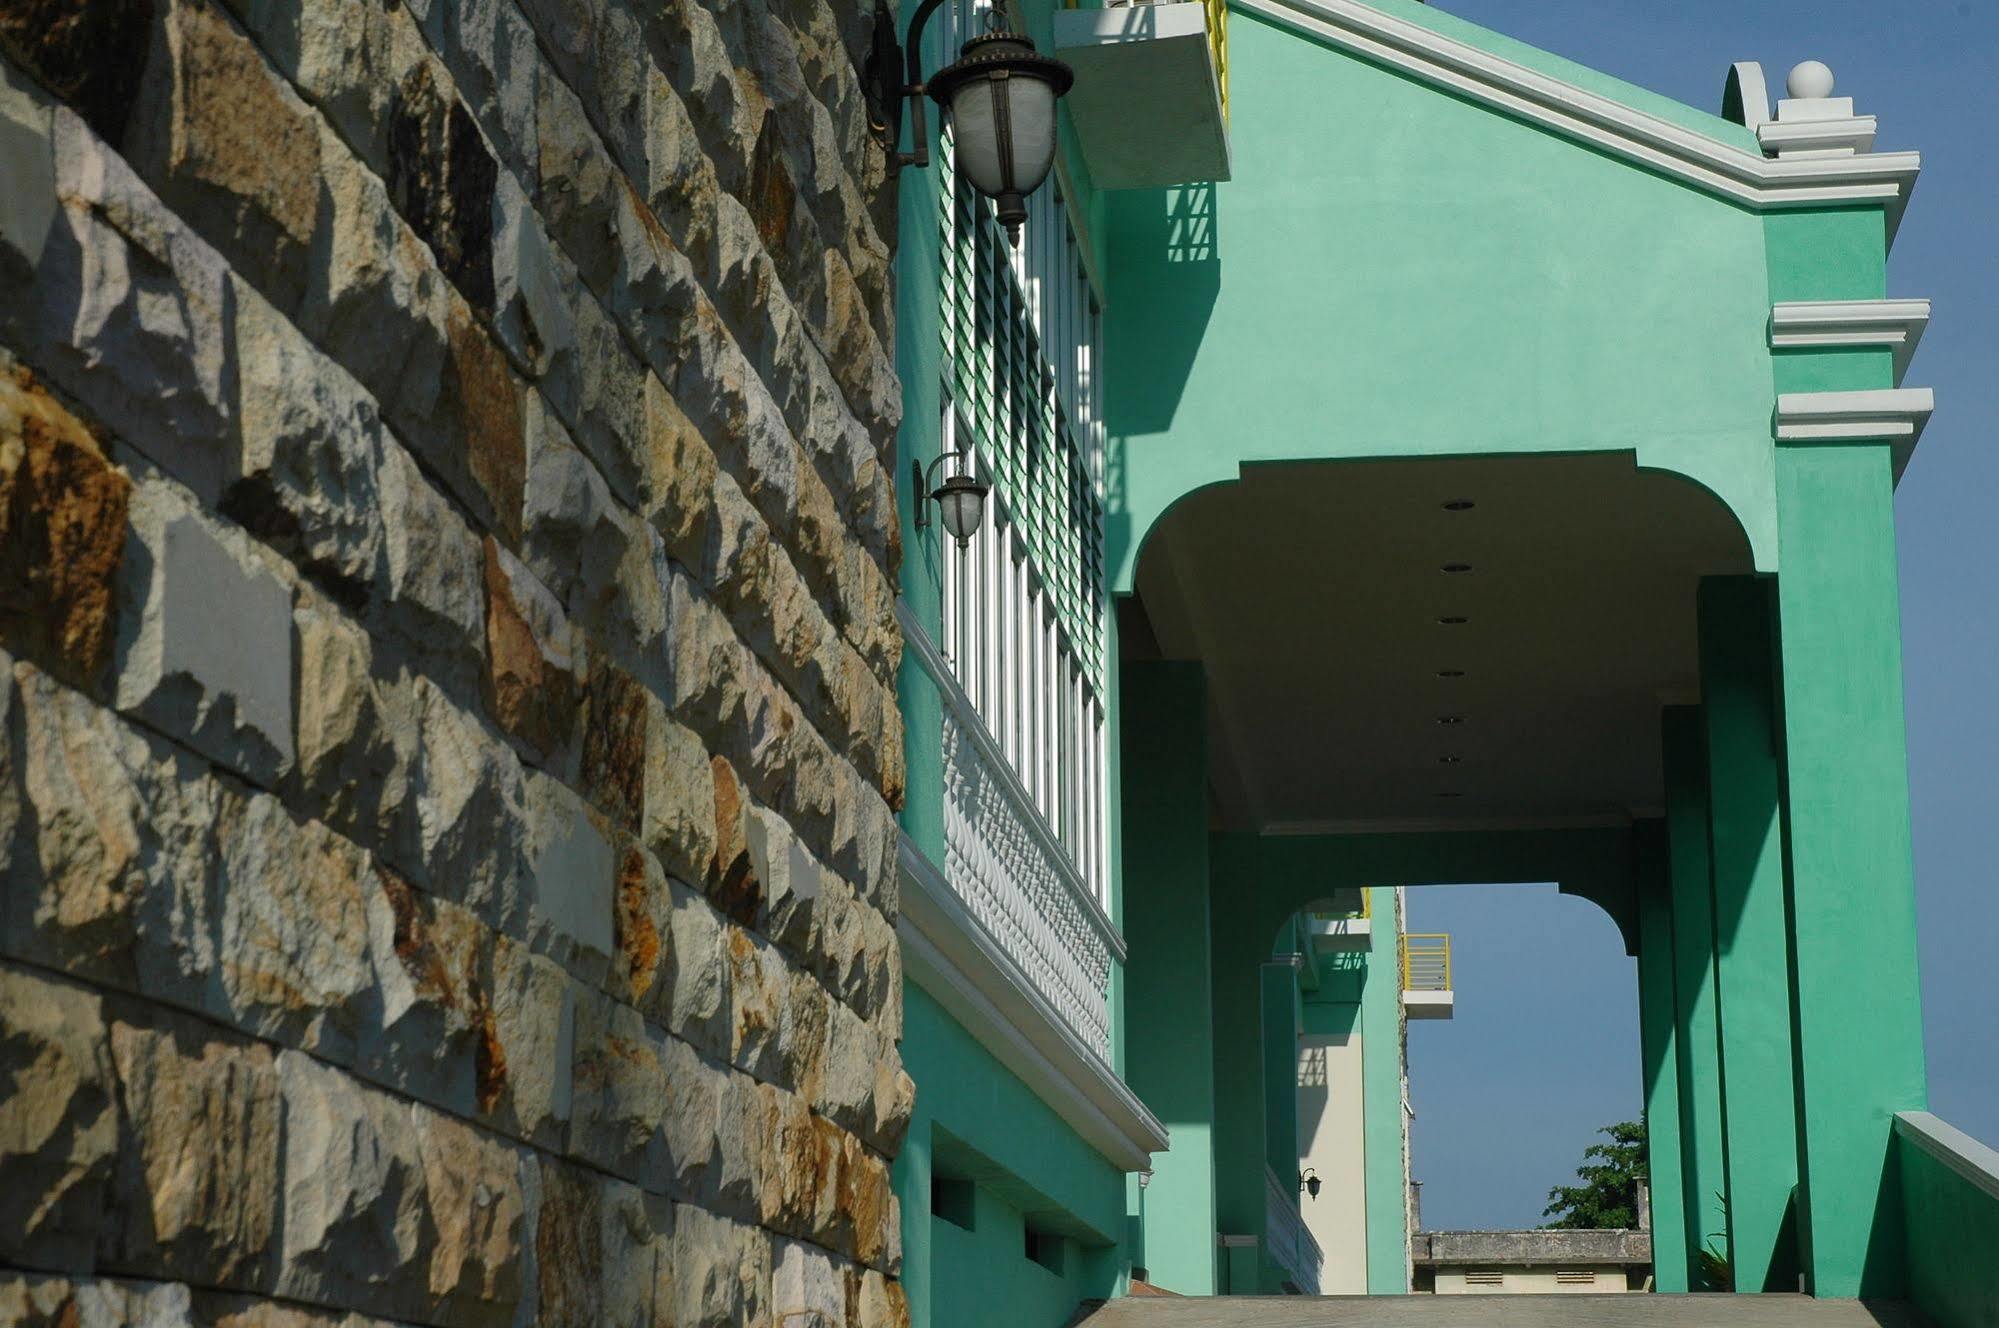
914;451;991;550
1300;1168;1322;1201
866;0;1074;243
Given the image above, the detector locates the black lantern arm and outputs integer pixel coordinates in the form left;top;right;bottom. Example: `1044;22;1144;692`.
913;449;973;531
887;0;951;170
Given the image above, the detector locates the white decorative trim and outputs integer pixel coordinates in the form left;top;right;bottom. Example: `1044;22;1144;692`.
899;835;1169;1171
1895;1112;1999;1204
1230;0;1921;239
897;600;1125;964
1771;299;1930;383
1723;61;1771;134
1759;115;1877;160
1775;387;1935;477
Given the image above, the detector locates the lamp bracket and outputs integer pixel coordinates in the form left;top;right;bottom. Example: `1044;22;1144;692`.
865;0;951;172
912;449;971;531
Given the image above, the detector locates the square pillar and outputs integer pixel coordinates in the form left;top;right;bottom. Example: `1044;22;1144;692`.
1662;707;1729;1288
1634;819;1691;1292
1772;444;1928;1296
1120;661;1219;1295
1699;576;1801;1292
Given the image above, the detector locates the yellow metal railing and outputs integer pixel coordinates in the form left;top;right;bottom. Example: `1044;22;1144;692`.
1401;933;1452;992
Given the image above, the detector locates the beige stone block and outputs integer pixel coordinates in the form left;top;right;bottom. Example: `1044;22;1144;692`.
411;1105;526;1326
103;1015;281;1288
0;963;116;1270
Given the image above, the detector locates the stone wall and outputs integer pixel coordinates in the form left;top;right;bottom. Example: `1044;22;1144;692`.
0;0;910;1322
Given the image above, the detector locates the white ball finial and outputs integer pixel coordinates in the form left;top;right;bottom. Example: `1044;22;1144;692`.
1788;60;1836;99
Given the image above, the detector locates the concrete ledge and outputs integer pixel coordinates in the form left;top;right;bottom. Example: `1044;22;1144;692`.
1414;1229;1652;1267
1895;1111;1999;1204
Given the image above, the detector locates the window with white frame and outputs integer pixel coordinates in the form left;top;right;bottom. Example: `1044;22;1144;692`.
932;0;1109;909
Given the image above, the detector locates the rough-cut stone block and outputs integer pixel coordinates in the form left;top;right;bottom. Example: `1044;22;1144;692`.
30;109;239;507
772;1237;842;1328
485;934;573;1146
581;658;646;832
359;863;483;1112
412;676;526;927
115;480;296;786
103;1013;281;1288
377;442;485;680
386;59;499;316
568;988;665;1181
534;1159;670;1328
654;875;730;1060
671;1202;770;1328
7;660;221;1006
0;361;131;689
0;962;117;1270
124;0;324;313
275;1050;431;1317
610;843;666;1007
213;787;372;1053
410;1104;526;1327
643;702;717;890
493;175;577;393
228;286;387;598
481;536;580;765
292;597;422;868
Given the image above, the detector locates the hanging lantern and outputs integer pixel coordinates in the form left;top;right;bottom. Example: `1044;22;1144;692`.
927;32;1074;243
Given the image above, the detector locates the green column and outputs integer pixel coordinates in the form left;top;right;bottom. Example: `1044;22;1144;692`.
1120;661;1218;1295
1662;707;1729;1288
1261;961;1302;1184
1361;887;1409;1294
1633;820;1690;1292
1772;444;1928;1297
1698;576;1801;1292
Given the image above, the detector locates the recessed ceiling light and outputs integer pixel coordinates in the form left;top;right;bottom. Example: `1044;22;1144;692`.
1442;499;1475;512
1437;715;1466;725
1437;616;1469;626
1439;755;1463;765
1436;669;1465;679
1435;791;1464;799
1442;563;1473;574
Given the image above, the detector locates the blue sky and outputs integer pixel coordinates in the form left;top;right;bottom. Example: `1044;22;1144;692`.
1403;0;1999;1231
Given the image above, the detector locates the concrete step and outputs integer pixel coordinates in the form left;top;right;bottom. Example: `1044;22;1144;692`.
1070;1295;1934;1328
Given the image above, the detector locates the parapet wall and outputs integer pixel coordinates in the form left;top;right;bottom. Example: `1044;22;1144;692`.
0;0;910;1322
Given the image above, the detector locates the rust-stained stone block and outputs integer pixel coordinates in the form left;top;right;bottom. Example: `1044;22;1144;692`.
0;962;117;1272
582;659;647;833
480;536;578;765
449;307;526;548
0;364;130;690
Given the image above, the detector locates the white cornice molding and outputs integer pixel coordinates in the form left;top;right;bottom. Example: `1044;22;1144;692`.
1771;299;1930;384
1230;0;1921;240
898;835;1168;1172
895;599;1126;963
1775;387;1936;479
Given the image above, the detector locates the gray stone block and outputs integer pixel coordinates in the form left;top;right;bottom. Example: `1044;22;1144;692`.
115;483;296;786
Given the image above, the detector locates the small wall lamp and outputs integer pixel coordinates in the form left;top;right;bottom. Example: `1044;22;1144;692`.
1300;1168;1322;1201
866;0;1074;243
914;451;991;550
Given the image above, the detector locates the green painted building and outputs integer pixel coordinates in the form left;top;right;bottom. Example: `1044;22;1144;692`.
887;0;1997;1322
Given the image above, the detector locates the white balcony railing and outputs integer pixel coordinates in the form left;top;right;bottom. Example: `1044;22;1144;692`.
1264;1165;1325;1295
942;700;1115;1060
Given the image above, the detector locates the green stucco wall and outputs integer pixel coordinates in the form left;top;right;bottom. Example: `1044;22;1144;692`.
1103;4;1785;590
895;984;1129;1328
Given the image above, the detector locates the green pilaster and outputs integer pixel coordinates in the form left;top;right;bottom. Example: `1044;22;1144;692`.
1634;820;1691;1292
1662;707;1729;1287
1699;576;1801;1292
1262;961;1302;1185
1772;444;1928;1296
1361;888;1409;1294
1120;661;1217;1295
1206;840;1267;1257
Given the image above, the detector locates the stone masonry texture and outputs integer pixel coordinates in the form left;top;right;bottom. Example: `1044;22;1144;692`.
0;0;912;1322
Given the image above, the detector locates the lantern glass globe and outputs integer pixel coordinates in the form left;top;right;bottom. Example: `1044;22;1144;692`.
933;475;989;547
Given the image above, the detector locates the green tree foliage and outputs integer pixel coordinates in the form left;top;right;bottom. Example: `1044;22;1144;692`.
1542;1119;1647;1230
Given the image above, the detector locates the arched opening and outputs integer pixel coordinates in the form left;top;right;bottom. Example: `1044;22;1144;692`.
1117;451;1756;1297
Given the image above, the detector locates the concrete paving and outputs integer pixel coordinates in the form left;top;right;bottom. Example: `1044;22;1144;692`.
1071;1296;1934;1328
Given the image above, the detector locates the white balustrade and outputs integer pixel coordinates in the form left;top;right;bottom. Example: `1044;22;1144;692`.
1264;1165;1326;1296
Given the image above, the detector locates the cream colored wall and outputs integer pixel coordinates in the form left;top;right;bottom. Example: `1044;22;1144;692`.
1297;1032;1370;1293
1434;1266;1632;1294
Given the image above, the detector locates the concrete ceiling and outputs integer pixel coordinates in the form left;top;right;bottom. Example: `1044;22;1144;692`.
1131;453;1755;833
